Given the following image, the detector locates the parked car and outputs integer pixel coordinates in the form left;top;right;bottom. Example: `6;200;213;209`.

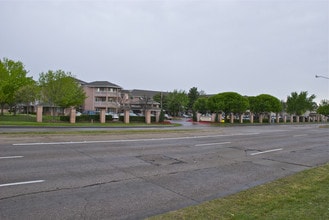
119;112;138;117
164;114;173;120
107;112;119;120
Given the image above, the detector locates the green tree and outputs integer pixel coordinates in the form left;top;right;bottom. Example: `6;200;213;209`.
219;92;249;118
14;81;40;114
0;58;31;115
254;94;282;113
188;87;200;121
286;91;316;116
207;93;224;114
251;94;282;123
39;70;86;115
166;90;188;116
187;87;200;111
317;100;329;116
193;97;209;115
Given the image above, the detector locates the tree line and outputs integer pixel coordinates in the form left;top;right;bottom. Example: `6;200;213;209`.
0;58;86;115
1;57;328;119
154;89;329;121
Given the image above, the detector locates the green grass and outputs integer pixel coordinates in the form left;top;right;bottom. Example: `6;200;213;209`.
0;114;178;127
147;163;329;220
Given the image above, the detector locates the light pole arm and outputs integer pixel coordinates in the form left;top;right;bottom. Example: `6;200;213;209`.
315;75;329;79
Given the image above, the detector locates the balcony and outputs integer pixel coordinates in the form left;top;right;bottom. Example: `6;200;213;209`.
94;91;120;97
94;101;120;108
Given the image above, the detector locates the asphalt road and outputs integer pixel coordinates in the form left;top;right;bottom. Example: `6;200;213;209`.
0;124;328;219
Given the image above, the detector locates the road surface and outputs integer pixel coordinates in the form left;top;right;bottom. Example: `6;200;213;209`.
0;124;328;219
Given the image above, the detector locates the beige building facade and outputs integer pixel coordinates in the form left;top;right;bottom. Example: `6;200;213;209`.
82;81;122;114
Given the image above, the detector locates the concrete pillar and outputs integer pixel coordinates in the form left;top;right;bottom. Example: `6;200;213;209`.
145;110;151;124
250;113;254;124
36;106;43;122
155;111;160;123
124;109;130;124
70;108;76;124
100;109;106;123
211;113;216;122
230;113;234;124
219;113;223;123
239;114;243;124
197;112;201;122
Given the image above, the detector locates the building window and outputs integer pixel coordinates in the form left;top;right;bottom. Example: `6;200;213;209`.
97;88;106;92
95;97;106;102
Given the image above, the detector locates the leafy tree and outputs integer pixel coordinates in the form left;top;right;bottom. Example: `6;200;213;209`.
187;87;200;111
39;70;86;115
218;92;249;117
193;97;209;115
317;100;329;116
0;58;31;115
188;87;200;121
166;90;188;116
207;93;224;114
14;81;40;114
254;94;282;114
286;91;316;116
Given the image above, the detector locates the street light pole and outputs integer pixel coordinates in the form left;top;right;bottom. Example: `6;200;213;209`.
315;75;329;80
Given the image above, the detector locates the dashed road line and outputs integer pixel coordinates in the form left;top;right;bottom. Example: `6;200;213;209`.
195;142;231;147
0;180;45;187
293;134;308;137
0;156;24;159
250;148;283;156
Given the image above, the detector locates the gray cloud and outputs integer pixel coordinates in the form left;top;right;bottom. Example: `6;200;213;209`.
1;0;328;102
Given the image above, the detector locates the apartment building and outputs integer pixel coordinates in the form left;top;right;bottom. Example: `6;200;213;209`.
121;89;162;115
83;81;122;113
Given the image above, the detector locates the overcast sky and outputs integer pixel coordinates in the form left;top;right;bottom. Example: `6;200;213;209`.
1;0;328;103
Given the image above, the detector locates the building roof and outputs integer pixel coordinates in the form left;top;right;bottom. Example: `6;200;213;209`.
122;89;168;98
86;81;122;89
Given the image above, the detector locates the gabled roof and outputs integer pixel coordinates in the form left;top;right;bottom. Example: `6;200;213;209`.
86;81;122;89
74;78;87;85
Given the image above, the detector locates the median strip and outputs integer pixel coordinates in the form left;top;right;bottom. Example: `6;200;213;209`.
12;133;259;146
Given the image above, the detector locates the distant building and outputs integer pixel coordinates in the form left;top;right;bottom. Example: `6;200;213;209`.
121;89;163;114
82;81;122;113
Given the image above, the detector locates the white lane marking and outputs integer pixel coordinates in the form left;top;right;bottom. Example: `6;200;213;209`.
13;133;259;146
293;134;308;137
0;180;45;187
250;148;283;156
195;142;231;147
0;156;24;159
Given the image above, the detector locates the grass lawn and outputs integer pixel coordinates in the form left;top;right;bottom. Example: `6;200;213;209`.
147;163;329;220
0;114;176;127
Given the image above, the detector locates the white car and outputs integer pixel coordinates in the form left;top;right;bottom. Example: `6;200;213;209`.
164;114;173;120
